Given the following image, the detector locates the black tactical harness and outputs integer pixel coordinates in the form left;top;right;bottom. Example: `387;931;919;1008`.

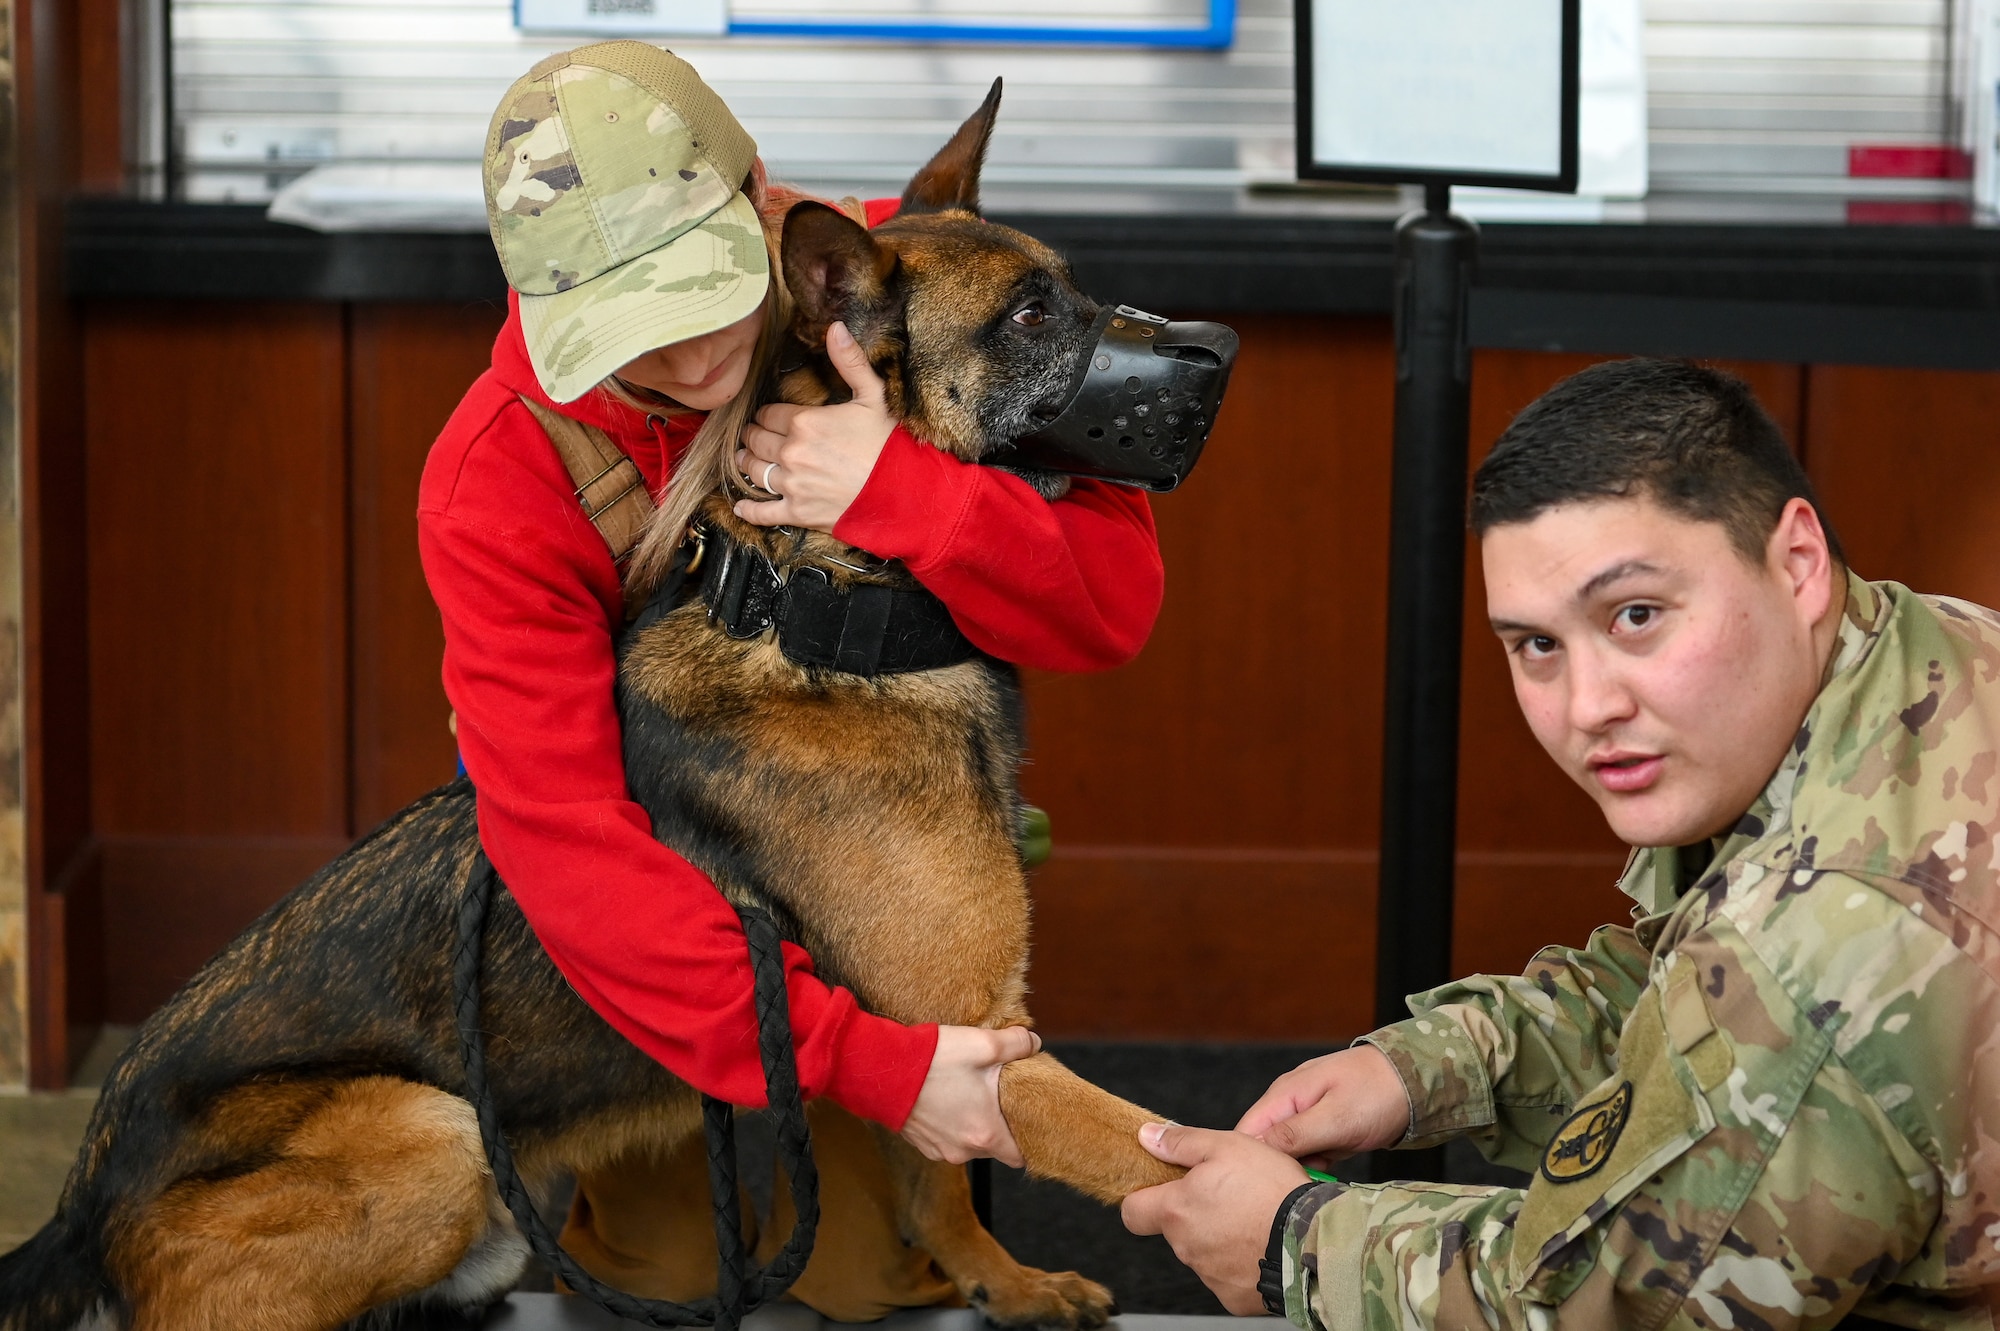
686;526;980;676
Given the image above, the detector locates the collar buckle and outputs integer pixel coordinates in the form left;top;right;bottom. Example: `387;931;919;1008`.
706;538;787;640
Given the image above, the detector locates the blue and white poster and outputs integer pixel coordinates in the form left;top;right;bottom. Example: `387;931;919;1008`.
516;0;729;37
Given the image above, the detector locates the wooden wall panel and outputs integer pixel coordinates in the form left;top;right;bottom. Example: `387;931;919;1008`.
1019;315;1396;1039
1020;315;1398;849
75;0;130;189
85;303;350;1021
1804;366;2000;608
22;0;101;1085
1027;853;1377;1041
349;302;505;831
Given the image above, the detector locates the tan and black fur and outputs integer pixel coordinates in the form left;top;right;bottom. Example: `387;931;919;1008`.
0;83;1182;1331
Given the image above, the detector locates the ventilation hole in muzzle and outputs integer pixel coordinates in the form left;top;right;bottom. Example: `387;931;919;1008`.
1113;415;1129;429
1165;413;1181;425
1125;376;1143;393
1119;436;1135;448
1156;344;1223;368
1087;426;1105;439
1149;444;1165;457
1143;426;1156;438
1157;388;1172;402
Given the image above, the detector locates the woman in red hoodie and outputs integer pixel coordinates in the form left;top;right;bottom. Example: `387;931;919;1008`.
421;41;1163;1311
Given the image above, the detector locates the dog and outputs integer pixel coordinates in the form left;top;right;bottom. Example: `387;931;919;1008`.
0;86;1191;1331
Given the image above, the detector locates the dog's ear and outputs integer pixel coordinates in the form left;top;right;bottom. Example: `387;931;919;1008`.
900;78;1001;217
781;201;899;342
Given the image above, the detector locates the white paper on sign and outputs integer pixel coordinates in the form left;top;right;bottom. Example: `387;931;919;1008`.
516;0;728;37
1973;0;1999;212
1576;0;1645;197
1309;0;1565;179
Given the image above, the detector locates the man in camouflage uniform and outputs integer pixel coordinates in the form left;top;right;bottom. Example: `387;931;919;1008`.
1122;359;2000;1329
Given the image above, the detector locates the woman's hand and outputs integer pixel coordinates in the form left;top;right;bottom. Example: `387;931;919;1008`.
735;322;895;532
900;1024;1042;1166
1233;1045;1410;1169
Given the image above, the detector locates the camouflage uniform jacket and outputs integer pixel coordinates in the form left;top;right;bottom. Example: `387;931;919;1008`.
1280;574;2000;1330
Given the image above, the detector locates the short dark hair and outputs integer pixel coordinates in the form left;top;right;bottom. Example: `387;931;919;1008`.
1469;358;1844;567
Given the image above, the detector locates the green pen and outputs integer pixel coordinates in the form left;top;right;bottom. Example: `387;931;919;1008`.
1304;1167;1340;1184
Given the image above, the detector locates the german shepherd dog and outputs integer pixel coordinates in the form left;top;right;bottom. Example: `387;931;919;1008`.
0;88;1192;1331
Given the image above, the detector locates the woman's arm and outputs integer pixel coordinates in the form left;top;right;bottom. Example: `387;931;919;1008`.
420;407;940;1129
835;432;1161;672
735;324;1164;672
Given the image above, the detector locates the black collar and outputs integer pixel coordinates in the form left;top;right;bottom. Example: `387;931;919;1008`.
630;526;981;678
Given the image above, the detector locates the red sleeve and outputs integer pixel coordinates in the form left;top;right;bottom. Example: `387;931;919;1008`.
833;427;1164;672
420;400;936;1128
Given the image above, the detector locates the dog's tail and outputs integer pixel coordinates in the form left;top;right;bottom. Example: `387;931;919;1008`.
0;1210;109;1331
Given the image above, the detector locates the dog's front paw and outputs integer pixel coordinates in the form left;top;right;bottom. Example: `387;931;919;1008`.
970;1266;1117;1331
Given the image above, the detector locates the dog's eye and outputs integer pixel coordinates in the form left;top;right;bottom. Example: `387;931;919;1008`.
1011;303;1046;327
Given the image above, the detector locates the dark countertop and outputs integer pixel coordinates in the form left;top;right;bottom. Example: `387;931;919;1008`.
66;197;2000;369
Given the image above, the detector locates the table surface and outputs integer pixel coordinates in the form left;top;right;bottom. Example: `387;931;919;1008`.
478;1296;1251;1331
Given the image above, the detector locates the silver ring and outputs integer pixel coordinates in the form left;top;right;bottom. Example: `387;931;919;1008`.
762;461;781;495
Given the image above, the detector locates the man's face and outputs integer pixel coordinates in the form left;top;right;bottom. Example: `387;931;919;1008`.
1481;496;1834;848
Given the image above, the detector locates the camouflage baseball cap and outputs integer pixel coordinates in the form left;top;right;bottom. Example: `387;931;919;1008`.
485;41;768;404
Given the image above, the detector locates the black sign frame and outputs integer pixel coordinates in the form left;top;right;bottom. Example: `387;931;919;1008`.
1294;0;1582;194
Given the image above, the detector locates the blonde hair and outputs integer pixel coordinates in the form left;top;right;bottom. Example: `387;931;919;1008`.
615;182;867;601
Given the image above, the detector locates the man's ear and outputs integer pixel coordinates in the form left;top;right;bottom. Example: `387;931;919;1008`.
1771;496;1837;619
900;78;1001;217
780;201;898;343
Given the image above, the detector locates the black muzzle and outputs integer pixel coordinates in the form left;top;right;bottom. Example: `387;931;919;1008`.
985;305;1239;492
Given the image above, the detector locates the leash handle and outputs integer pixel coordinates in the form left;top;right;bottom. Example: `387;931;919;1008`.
738;907;820;1305
454;846;819;1330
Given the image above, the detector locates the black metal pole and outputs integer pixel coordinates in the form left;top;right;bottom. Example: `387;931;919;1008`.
161;0;179;199
1370;181;1476;1185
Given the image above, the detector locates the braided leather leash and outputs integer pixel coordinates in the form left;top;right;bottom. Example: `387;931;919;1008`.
455;849;819;1330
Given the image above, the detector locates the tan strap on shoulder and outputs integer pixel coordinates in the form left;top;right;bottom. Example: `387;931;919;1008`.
519;397;656;570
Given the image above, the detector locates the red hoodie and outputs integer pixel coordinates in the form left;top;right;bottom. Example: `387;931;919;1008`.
418;209;1163;1129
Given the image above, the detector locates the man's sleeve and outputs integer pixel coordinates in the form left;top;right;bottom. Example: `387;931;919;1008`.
1360;922;1655;1173
1281;916;1938;1331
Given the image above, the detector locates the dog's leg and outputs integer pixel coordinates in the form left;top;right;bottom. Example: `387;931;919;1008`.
557;1117;744;1304
875;1130;1116;1331
998;1052;1185;1204
750;1101;961;1320
112;1077;514;1331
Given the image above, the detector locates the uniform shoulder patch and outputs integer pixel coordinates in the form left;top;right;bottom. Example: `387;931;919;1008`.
1540;1081;1633;1183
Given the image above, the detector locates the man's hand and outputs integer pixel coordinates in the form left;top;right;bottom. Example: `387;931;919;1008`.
735;321;894;533
1121;1124;1309;1315
900;1024;1041;1167
1235;1045;1410;1170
